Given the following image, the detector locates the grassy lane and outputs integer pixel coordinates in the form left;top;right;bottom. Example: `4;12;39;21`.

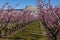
8;20;47;40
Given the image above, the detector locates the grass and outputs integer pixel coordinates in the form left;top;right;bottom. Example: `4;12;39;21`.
8;20;47;40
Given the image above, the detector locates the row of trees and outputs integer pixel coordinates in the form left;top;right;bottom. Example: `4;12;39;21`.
38;0;60;40
0;3;37;37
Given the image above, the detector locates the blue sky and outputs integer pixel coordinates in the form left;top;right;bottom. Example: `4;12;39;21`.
0;0;60;9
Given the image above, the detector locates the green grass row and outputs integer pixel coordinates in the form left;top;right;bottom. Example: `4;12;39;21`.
8;20;47;40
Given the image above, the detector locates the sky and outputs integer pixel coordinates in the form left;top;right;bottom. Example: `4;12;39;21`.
0;0;60;9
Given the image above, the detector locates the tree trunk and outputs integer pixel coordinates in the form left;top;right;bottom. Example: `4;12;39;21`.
0;30;1;37
52;34;57;40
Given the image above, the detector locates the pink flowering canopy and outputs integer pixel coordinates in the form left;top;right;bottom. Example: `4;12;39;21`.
39;6;60;30
0;5;36;24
